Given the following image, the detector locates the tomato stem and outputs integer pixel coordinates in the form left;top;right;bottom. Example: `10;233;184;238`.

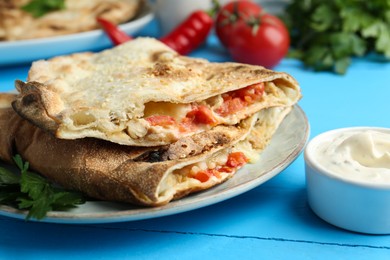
207;0;221;17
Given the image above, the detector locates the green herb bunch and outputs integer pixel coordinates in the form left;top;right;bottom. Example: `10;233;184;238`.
22;0;65;18
0;155;84;220
284;0;390;74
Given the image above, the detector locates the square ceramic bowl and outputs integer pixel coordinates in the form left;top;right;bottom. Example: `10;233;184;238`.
304;127;390;234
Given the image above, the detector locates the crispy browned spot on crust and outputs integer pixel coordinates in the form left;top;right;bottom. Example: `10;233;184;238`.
151;62;172;77
148;61;193;82
151;50;174;62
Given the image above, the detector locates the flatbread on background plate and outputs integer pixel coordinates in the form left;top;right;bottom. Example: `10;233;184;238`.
0;0;144;41
12;37;301;147
0;93;292;206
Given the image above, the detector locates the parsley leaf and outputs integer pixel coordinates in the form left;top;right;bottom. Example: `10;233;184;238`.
0;155;85;220
0;167;20;185
22;0;65;18
284;0;390;74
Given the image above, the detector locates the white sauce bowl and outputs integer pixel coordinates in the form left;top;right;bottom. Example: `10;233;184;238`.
304;127;390;234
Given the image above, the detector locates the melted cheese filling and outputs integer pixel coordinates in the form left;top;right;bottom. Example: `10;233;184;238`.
157;139;260;199
126;81;291;143
125;93;235;141
65;81;294;145
158;149;231;198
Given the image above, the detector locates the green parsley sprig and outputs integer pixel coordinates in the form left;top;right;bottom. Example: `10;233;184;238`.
0;155;85;220
22;0;65;18
283;0;390;74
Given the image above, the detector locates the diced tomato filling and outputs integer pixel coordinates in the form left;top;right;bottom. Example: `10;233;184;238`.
145;83;264;131
178;116;196;133
192;169;221;183
216;83;265;116
179;105;217;133
186;105;218;125
146;105;217;133
146;115;176;127
191;152;248;183
226;152;249;168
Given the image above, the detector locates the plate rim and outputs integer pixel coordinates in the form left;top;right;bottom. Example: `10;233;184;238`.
0;105;309;224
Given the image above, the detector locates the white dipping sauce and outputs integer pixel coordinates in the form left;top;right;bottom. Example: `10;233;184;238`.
313;130;390;184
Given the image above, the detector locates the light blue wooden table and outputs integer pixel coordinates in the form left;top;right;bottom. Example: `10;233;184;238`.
1;19;390;260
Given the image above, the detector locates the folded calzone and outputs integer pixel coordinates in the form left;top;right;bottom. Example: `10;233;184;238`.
13;37;301;146
1;93;292;206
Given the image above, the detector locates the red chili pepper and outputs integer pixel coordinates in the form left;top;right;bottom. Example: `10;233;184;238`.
96;17;132;45
97;10;213;55
159;10;214;55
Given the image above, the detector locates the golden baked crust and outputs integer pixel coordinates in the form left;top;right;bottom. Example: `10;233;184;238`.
0;0;143;41
1;93;292;206
13;37;301;146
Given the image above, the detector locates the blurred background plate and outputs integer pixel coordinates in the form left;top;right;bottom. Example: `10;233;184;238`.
0;2;154;67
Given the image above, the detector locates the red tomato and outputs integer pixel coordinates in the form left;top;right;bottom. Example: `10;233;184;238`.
215;1;262;47
216;1;290;68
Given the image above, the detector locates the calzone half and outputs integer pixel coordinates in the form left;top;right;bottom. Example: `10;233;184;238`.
1;93;292;206
12;37;301;146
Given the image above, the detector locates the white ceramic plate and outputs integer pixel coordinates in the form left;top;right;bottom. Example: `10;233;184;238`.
0;3;154;66
0;106;309;224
